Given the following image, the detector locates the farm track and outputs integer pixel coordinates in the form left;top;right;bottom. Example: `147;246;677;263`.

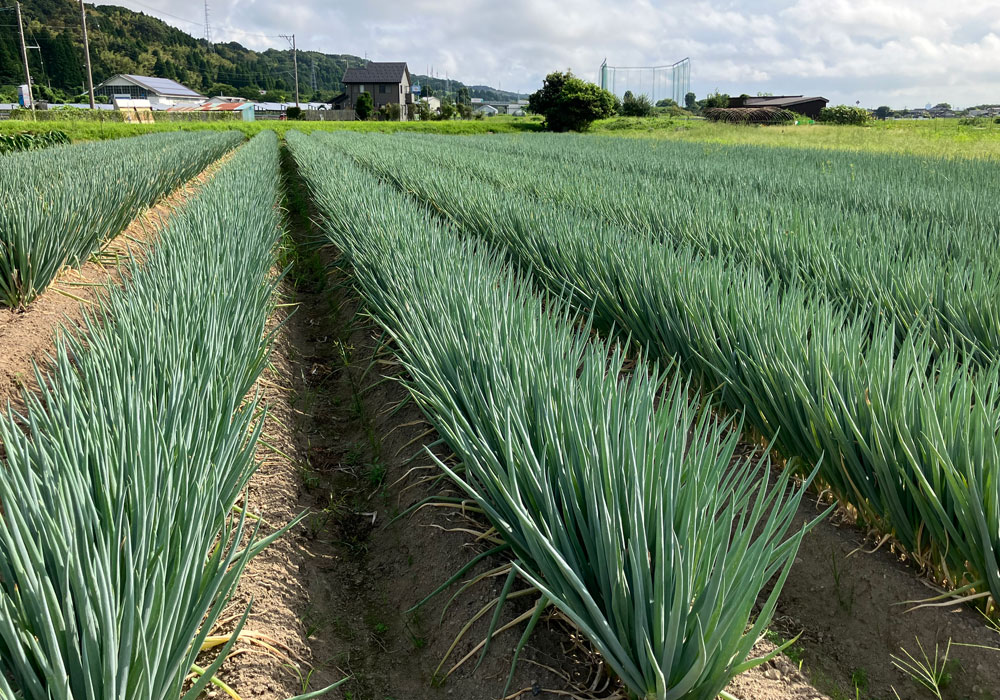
0;144;241;414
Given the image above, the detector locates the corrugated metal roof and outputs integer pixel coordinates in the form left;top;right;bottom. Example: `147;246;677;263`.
741;96;827;107
342;62;409;84
120;75;204;98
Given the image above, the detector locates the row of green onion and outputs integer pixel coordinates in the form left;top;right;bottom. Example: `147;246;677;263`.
322;131;1000;611
0;131;283;699
0;130;241;307
288;130;821;700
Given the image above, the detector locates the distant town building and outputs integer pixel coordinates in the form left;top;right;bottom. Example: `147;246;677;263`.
341;62;413;120
728;95;829;119
420;96;441;112
167;101;255;121
94;74;205;110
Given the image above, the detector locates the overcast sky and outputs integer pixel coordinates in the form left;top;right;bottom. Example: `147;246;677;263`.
119;0;1000;108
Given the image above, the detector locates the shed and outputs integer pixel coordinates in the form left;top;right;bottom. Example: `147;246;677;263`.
728;95;829;119
94;75;205;110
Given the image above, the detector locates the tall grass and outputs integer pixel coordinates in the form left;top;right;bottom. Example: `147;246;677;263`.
289;130;821;700
0;131;284;698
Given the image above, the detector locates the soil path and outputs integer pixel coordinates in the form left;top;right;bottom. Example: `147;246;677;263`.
757;451;1000;700
0;143;241;412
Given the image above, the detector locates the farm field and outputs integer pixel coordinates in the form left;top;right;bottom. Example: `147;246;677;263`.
0;127;997;700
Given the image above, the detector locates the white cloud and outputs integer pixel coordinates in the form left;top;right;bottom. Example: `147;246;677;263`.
117;0;1000;107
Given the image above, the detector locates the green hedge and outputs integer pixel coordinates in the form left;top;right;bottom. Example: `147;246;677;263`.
10;107;125;122
817;104;871;125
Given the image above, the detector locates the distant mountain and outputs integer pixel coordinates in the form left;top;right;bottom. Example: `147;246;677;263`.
0;1;519;103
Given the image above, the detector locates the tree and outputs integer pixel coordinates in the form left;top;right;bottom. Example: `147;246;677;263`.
456;101;473;119
528;70;616;132
621;91;653;117
655;98;677;108
285;105;302;120
933;102;951;110
379;102;401;121
422;84;435;97
685;91;697;111
703;90;730;109
456;86;470;105
355;92;373;120
874;105;892;120
416;100;433;121
438;97;457;120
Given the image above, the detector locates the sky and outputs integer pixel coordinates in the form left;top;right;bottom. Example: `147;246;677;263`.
118;0;1000;108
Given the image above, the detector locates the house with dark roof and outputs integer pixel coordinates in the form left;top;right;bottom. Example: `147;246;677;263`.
341;62;413;120
94;74;205;110
728;95;829;119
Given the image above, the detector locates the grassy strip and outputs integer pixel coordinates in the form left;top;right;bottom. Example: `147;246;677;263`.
590;117;1000;160
0;131;286;698
288;129;821;700
322;130;1000;612
0;129;241;307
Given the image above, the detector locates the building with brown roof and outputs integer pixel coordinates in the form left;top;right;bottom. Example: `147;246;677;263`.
341;62;413;120
728;95;829;119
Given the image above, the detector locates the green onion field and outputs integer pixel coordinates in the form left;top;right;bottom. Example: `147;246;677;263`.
0;124;996;700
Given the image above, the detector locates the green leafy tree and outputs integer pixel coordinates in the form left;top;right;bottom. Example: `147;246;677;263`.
285;105;302;120
685;91;697;110
438;97;457;120
621;91;653;117
380;102;401;121
456;86;470;104
422;83;435;97
416;100;433;121
933;102;951;110
703;90;730;109
528;70;616;132
875;105;892;120
655;98;677;108
355;92;374;120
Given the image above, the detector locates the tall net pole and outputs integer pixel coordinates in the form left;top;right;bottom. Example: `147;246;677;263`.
600;58;691;105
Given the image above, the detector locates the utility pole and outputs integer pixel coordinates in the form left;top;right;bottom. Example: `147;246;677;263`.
280;34;299;107
15;2;34;115
79;0;95;108
203;0;212;47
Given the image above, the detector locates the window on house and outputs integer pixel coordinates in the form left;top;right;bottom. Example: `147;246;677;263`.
359;85;365;93
379;84;386;94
